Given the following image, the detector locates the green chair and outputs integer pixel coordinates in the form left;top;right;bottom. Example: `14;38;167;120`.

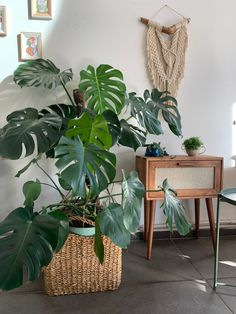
214;188;236;289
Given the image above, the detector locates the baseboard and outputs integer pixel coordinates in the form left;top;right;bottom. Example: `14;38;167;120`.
134;222;236;240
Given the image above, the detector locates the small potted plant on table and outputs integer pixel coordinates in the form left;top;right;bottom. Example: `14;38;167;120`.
0;59;191;295
182;136;205;156
144;142;168;157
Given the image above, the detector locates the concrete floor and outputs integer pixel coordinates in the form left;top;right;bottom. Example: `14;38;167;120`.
2;236;236;314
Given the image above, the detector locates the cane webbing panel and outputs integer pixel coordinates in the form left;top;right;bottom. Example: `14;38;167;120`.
155;167;214;189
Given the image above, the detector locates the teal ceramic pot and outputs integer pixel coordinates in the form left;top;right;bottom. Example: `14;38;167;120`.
69;226;95;237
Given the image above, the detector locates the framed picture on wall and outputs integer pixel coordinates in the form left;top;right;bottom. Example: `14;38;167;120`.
0;6;7;36
28;0;52;20
18;32;42;61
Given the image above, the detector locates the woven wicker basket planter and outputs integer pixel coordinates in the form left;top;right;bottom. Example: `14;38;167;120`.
43;234;122;296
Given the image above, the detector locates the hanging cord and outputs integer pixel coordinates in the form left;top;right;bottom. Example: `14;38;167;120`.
149;4;166;20
150;4;188;21
164;4;188;19
140;5;190;35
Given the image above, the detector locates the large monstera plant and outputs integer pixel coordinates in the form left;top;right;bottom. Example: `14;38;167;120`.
0;59;191;291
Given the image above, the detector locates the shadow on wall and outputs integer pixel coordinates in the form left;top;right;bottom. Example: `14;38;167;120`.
6;1;236;223
0;75;70;120
0;160;16;220
224;166;236;188
0;71;72;217
42;0;148;76
115;150;136;181
0;1;144;218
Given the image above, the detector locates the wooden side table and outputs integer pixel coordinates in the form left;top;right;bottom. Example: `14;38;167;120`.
136;155;223;260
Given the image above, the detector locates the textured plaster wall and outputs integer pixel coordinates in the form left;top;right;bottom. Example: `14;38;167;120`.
0;0;236;229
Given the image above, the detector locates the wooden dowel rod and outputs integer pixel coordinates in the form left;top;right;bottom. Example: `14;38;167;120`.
140;17;191;35
140;17;149;25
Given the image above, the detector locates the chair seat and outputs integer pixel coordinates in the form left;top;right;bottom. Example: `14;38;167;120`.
220;188;236;205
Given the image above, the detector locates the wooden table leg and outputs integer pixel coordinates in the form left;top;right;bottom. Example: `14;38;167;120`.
144;199;150;242
205;198;216;251
194;198;200;239
147;200;156;260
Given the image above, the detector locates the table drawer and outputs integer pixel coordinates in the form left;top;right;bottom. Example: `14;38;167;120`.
136;156;223;200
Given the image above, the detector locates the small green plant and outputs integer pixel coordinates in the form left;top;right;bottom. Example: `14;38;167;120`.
183;137;204;150
144;142;167;157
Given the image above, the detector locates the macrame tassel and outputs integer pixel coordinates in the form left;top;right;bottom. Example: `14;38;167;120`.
146;20;188;97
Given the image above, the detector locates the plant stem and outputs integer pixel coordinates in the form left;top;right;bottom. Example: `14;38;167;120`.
42;202;77;211
35;161;65;199
98;193;122;200
60;78;76;108
125;116;132;122
111;180;122;184
40;182;60;191
65;190;72;198
106;188;116;204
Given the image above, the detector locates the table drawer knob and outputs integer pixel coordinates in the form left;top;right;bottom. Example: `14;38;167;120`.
176;162;195;167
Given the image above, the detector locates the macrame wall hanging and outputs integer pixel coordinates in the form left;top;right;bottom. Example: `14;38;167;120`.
141;5;191;97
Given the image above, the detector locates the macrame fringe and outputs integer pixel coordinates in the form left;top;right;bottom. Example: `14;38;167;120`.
146;20;188;97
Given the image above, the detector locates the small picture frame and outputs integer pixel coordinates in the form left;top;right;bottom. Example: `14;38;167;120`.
28;0;52;20
0;6;7;37
18;32;42;61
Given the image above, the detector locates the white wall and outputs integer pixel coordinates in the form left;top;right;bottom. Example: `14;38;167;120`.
0;0;236;229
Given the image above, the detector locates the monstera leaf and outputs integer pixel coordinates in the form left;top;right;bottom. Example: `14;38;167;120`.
147;88;177;106
79;64;126;114
129;92;163;135
55;136;116;198
0;207;69;291
94;219;104;264
14;58;73;89
143;89;182;137
66;111;112;149
122;171;144;233
42;104;76;158
23;179;41;208
102;110;121;146
15;157;38;178
98;203;131;248
0;108;62;159
40;104;76;129
48;210;70;252
160;179;191;235
119;119;146;151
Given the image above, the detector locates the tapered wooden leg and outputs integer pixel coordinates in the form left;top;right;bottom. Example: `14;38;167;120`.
144;199;150;242
205;198;216;251
194;198;200;239
147;200;156;260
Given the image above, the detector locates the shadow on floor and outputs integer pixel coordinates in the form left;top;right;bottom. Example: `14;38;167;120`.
2;236;236;314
